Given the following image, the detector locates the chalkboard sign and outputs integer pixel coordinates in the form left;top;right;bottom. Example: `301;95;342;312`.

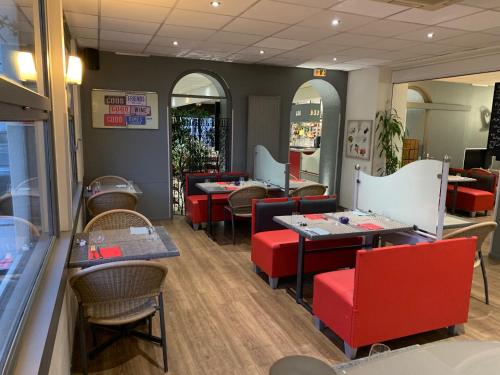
487;82;500;157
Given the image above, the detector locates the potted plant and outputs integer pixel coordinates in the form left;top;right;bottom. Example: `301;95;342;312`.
376;108;404;176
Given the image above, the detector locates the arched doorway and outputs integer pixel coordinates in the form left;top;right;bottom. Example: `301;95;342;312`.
403;86;431;164
288;79;341;195
169;71;232;214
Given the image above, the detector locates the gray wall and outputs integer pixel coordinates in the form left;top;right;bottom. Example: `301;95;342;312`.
81;51;348;219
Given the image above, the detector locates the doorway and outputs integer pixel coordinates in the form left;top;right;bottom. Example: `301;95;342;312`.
169;72;231;215
288;79;341;195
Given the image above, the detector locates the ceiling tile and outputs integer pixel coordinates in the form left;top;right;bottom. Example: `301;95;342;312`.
199;41;246;52
254;37;309;50
238;46;287;57
184;50;234;59
207;31;263;45
273;25;338;42
344;57;389;66
69;26;98;39
397;42;464;56
331;0;408;18
223;18;288;36
320;33;383;47
388;4;482;25
482;25;500;35
125;0;176;6
157;25;216;40
165;9;233;29
77;37;98;48
100;40;146;53
327;62;367;70
274;0;342;8
367;37;418;50
227;53;268;63
145;44;190;56
176;0;258;16
101;16;160;34
395;26;466;42
63;0;98;15
351;19;425;37
299;10;377;31
337;47;387;58
278;42;350;58
64;12;97;28
101;0;171;23
439;10;500;31
100;30;153;44
459;0;500;8
438;32;500;47
372;49;431;61
20;6;33;22
149;35;201;48
261;56;309;66
241;0;320;24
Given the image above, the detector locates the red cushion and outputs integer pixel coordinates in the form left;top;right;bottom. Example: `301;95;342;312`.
185;194;229;224
251;229;361;278
446;186;494;212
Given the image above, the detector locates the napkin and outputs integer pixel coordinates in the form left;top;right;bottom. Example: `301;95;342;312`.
357;223;383;230
130;226;149;235
304;214;326;220
88;246;123;260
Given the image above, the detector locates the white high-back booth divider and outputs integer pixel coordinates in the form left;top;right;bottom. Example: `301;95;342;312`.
353;158;450;238
254;145;290;195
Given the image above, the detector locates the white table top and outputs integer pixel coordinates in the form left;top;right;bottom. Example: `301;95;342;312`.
333;341;500;375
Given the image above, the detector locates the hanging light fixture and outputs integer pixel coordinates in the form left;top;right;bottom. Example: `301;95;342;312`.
16;51;37;82
66;55;83;85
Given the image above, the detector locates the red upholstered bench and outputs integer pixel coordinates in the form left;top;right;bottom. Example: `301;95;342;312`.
185;172;247;229
312;238;476;359
446;185;494;216
251;196;361;289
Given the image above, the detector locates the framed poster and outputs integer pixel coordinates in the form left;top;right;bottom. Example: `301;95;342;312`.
345;120;372;160
91;89;159;129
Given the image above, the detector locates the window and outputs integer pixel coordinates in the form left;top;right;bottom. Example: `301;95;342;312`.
0;0;55;372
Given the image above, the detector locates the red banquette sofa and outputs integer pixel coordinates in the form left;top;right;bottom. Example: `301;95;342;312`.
312;237;476;359
447;168;497;216
185;172;247;229
251;196;362;289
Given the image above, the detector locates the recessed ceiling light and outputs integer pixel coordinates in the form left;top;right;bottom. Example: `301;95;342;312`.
173;40;179;46
427;32;434;39
333;57;337;61
331;18;340;26
210;1;221;7
259;50;265;55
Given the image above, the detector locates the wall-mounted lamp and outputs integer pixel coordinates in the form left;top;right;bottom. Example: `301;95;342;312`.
66;55;82;85
16;51;37;82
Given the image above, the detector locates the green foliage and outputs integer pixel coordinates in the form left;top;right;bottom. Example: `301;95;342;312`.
376;108;404;176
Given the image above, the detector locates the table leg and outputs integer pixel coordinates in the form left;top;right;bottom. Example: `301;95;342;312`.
295;235;306;304
207;193;213;237
452;182;458;214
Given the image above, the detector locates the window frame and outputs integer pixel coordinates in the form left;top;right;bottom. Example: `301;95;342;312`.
0;0;60;372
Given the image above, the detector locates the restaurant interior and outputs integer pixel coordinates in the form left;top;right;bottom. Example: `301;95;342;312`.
3;0;500;374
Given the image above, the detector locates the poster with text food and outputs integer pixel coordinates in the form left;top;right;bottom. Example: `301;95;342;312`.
91;89;159;129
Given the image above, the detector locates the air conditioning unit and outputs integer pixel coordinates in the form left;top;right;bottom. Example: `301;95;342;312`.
373;0;461;10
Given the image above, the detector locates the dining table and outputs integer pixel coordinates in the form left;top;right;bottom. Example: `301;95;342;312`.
68;225;179;268
83;181;143;198
273;210;414;309
195;180;281;238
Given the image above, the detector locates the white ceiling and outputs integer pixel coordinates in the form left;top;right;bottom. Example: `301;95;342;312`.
437;71;500;85
63;0;500;71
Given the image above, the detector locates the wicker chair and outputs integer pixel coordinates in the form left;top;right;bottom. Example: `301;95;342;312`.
289;184;326;198
225;185;267;244
86;191;137;217
0;215;40;239
70;260;169;374
89;175;129;189
0;192;41;226
84;209;152;232
443;221;497;304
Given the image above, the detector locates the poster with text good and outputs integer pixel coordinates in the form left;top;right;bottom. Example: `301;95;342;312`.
345;120;372;160
91;89;159;129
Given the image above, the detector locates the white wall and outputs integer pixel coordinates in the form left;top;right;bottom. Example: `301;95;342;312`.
339;67;392;208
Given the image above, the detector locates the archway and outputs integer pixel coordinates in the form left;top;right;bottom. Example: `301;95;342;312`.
404;86;432;164
169;71;232;215
288;79;341;195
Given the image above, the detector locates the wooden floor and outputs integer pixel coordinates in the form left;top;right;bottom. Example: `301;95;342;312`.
72;215;500;374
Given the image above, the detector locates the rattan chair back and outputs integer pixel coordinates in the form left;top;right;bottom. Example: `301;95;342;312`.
70;260;168;306
443;222;497;252
0;192;41;225
228;185;267;215
89;175;129;188
84;209;152;232
289;184;326;197
86;191;137;216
